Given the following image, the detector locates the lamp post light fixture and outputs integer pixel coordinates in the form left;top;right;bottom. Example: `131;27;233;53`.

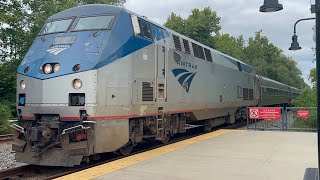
289;34;302;51
260;0;320;179
289;18;315;51
260;0;283;13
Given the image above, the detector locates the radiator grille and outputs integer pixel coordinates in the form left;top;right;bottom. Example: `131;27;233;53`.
142;82;153;101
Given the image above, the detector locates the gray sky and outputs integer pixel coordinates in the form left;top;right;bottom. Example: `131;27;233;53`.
125;0;316;84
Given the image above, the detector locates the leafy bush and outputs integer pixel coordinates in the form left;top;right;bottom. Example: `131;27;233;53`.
293;87;316;107
292;110;316;129
292;86;317;130
0;103;13;134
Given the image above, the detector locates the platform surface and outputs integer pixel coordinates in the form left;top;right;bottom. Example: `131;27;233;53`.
57;130;317;180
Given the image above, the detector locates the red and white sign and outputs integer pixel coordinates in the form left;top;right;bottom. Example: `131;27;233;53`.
297;110;309;119
249;107;282;120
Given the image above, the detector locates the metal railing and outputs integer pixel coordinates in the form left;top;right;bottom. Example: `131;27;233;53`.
285;107;316;131
247;107;317;132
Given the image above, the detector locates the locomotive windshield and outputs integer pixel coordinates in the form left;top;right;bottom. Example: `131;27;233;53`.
73;15;114;31
41;18;73;35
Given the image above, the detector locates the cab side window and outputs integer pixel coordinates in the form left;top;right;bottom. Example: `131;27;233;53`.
139;20;153;40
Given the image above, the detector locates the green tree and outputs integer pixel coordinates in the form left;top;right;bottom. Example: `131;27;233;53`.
309;68;316;86
294;86;316;107
213;34;245;60
294;68;316;108
164;7;221;48
243;31;305;89
0;60;19;103
0;103;12;134
164;13;185;35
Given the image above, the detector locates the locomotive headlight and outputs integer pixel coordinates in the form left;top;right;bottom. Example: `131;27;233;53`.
20;80;26;90
72;79;82;90
43;64;52;74
53;63;60;72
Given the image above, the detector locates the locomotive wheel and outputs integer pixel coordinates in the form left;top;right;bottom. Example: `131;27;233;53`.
90;154;100;161
161;132;171;144
82;156;90;164
119;143;134;156
204;124;212;132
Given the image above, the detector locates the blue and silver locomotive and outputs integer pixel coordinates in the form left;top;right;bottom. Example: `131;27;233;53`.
12;4;300;166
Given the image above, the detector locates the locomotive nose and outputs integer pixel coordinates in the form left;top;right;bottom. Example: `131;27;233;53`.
16;69;97;121
18;31;111;81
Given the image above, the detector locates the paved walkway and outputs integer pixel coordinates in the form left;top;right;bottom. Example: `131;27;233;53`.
56;130;317;180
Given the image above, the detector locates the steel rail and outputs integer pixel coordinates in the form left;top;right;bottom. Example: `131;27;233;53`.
0;165;33;179
0;134;14;142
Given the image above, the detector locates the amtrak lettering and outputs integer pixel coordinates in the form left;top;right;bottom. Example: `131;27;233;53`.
47;44;71;55
177;61;198;70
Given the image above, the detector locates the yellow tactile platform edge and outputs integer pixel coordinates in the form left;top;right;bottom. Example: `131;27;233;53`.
55;129;238;180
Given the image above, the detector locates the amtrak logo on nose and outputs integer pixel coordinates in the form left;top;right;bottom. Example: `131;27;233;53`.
172;68;197;93
47;45;70;55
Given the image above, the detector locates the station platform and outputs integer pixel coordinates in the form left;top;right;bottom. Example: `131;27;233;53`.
56;130;317;180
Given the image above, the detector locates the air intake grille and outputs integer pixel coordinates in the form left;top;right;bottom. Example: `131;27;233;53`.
173;35;182;51
198;46;205;60
243;88;249;100
182;39;191;54
204;48;212;62
142;82;153;101
249;89;254;100
192;43;199;58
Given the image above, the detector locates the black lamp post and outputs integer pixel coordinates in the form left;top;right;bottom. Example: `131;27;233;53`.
260;0;320;179
289;18;315;50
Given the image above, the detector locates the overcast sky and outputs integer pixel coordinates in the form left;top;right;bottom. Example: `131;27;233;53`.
125;0;316;84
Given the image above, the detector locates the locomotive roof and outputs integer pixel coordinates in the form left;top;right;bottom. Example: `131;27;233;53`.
48;4;125;21
46;5;298;90
48;5;254;71
257;75;300;91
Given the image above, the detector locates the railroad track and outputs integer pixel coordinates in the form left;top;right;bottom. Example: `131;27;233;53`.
0;134;13;143
0;165;33;180
0;122;246;179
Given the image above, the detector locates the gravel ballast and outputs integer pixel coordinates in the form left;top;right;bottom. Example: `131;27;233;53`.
0;142;25;170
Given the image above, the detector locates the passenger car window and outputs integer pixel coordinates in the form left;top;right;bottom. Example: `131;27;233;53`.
74;15;114;31
41;18;73;35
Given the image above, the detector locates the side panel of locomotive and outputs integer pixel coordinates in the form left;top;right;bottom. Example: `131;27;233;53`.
122;14;258;123
166;46;256;122
90;16;258;153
